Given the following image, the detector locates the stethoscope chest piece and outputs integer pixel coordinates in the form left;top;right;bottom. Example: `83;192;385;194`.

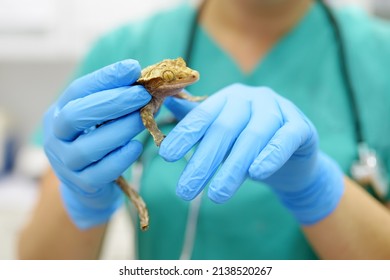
351;143;389;199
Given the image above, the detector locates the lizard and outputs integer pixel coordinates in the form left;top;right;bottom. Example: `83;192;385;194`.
115;57;204;231
138;57;203;146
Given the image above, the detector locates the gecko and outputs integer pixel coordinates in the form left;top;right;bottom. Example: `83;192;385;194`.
116;57;204;231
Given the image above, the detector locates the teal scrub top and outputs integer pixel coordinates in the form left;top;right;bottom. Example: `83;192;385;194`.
37;2;390;259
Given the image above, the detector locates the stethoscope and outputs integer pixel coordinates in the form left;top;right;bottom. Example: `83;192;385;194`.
135;0;389;259
318;0;389;200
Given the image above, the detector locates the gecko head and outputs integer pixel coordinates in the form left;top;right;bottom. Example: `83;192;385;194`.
137;57;200;93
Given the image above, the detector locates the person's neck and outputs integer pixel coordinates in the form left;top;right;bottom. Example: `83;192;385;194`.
199;0;313;73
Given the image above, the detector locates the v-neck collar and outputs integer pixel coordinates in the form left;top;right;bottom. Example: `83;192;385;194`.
195;2;329;82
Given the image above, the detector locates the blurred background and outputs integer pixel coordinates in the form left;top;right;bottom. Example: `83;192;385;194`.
0;0;389;260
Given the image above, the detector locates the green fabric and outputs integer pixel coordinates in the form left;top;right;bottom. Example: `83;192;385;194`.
38;2;390;259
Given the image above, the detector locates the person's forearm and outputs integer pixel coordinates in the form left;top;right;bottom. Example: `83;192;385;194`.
18;168;106;260
303;176;390;259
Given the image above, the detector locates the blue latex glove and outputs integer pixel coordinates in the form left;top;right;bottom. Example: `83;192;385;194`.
160;84;344;225
43;60;151;229
164;94;198;120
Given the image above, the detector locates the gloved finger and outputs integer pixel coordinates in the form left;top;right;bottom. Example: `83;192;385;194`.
164;94;198;121
176;97;251;200
53;85;150;141
59;181;123;230
248;98;314;181
55;140;143;194
159;93;226;162
58;59;141;108
44;148;88;194
208;97;283;203
76;140;143;191
247;123;303;182
52;112;145;171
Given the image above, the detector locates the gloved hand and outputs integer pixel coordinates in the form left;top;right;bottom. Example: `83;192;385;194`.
43;60;151;229
160;84;344;225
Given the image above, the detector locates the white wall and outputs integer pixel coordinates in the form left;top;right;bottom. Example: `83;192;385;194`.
0;0;185;60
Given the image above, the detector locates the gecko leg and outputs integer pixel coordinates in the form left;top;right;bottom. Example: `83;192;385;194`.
140;98;165;147
175;91;207;102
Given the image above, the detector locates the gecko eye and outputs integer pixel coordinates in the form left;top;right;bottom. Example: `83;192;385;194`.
162;70;175;82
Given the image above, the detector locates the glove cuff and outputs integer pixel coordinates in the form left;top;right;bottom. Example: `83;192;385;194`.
276;152;345;225
60;183;123;230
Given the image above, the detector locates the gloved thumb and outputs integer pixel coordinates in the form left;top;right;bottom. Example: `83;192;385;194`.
164;94;199;121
